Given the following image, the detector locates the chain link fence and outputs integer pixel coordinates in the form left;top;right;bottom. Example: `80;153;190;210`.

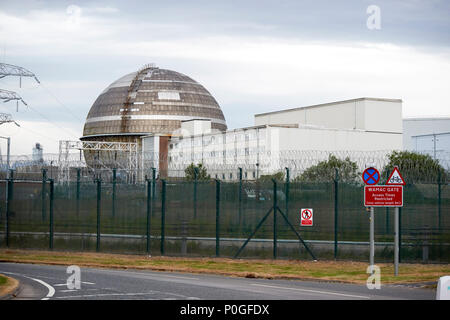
1;170;449;262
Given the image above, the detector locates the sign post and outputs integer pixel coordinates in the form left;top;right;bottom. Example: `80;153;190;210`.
363;166;405;276
385;166;406;276
362;166;380;271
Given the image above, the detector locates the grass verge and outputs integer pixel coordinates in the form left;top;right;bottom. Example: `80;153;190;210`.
0;249;448;286
0;273;19;298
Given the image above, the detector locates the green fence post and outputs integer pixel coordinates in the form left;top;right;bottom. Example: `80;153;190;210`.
49;179;54;250
438;170;442;231
194;167;198;219
42;168;47;221
161;179;166;256
5;177;12;247
96;179;101;252
273;179;277;260
152;168;156;217
285;167;290;219
112;168;117;218
76;168;80;216
334;168;339;260
216;179;221;257
146;178;152;254
9;169;14;197
152;167;156;196
238;167;242;225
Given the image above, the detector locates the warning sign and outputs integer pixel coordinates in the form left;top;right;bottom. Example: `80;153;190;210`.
362;167;380;185
386;167;406;186
364;186;403;207
300;208;313;226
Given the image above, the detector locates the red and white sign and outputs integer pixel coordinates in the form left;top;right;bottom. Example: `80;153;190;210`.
300;208;313;226
386;167;406;186
364;186;403;207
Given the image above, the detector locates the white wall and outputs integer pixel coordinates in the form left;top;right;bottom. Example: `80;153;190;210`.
271;126;402;152
364;99;402;133
403;118;450;150
255;98;402;133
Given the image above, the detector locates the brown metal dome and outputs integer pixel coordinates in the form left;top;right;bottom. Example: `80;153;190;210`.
81;64;227;142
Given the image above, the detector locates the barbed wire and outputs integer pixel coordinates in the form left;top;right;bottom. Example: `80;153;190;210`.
2;149;449;183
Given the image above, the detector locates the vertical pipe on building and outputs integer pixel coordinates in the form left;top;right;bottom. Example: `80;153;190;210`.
160;179;166;256
216;179;220;257
49;179;54;250
334;168;339;260
96;179;101;252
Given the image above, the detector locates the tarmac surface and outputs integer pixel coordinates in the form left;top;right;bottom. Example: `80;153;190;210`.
0;262;435;300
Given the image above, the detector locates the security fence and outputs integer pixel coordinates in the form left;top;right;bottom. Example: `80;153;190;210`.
0;170;449;263
3;150;450;184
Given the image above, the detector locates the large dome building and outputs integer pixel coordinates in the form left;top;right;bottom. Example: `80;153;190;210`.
80;64;227;176
82;64;227;142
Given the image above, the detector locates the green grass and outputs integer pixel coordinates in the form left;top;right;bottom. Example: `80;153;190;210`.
0;275;7;286
0;249;448;285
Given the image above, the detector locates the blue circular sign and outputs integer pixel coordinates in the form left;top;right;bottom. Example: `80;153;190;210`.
362;167;380;185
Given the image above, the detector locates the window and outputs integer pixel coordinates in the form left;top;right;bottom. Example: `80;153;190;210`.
158;91;180;100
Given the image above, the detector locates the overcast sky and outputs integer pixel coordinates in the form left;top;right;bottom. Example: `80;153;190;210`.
0;0;449;155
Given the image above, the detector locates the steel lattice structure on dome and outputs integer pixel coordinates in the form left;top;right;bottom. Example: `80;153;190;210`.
58;140;139;184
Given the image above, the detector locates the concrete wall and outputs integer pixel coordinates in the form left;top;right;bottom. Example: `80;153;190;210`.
403;118;450;150
270;126;402;152
255;98;403;134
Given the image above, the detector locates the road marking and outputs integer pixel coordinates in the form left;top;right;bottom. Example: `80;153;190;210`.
2;271;56;300
28;277;56;300
251;284;370;299
54;281;95;287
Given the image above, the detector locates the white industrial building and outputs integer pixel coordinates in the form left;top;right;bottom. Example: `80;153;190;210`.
403;117;450;169
142;97;403;180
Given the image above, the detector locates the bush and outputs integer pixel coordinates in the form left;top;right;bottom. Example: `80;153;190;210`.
381;151;446;184
295;155;359;183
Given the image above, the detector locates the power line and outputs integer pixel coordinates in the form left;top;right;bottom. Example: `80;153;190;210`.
38;81;84;122
25;103;80;139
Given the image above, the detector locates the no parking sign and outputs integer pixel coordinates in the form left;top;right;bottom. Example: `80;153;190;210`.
300;208;313;226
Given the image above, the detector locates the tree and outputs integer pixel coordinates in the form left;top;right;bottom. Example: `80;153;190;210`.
382;151;446;184
258;171;285;182
295;155;359;183
184;163;210;181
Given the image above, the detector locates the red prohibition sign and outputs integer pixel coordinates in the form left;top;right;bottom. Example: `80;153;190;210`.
362;167;380;185
302;209;312;220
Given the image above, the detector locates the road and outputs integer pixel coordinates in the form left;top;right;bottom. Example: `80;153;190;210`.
0;262;435;300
